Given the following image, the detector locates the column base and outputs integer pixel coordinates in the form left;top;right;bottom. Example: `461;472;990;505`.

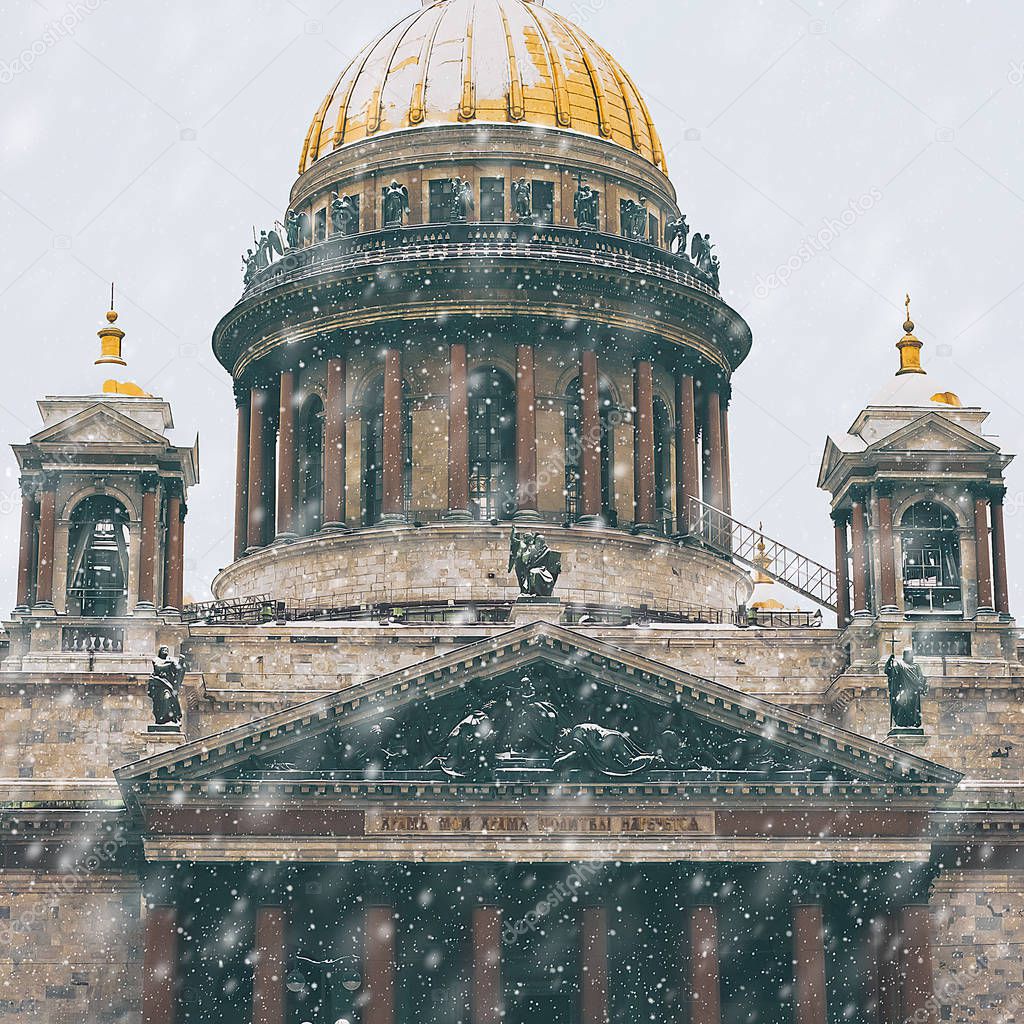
30;602;55;616
133;602;158;618
880;605;899;615
442;509;474;522
513;508;542;522
244;545;266;556
320;522;350;533
377;513;409;527
631;524;657;536
12;604;30;615
273;532;297;545
575;514;605;529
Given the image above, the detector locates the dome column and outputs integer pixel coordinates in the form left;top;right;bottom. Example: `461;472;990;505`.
15;485;38;612
720;396;733;516
850;490;870;616
876;484;898;613
579;349;602;524
247;383;275;552
322;356;348;531
162;484;185;613
990;487;1010;616
832;510;851;627
515;344;540;520
446;342;471;520
275;369;298;542
380;345;407;524
701;384;725;513
633;358;656;533
674;372;699;536
973;490;994;613
136;474;161;611
34;477;57;610
233;387;250;560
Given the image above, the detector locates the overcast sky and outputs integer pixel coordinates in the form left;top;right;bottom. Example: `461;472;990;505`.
1;0;1023;612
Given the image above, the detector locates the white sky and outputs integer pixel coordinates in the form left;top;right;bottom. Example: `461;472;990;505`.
1;1;1023;609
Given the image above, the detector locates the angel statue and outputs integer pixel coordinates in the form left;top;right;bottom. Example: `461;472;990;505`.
330;192;359;236
512;178;533;221
665;215;689;256
691;232;715;275
620;197;648;241
508;526;562;598
285;209;311;250
382;180;410;228
255;228;283;269
148;645;187;726
448;177;474;222
573;179;599;230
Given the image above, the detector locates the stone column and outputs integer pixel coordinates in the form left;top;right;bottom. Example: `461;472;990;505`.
579;349;602;522
365;905;396;1024
974;494;994;612
991;488;1010;616
719;398;732;517
15;488;38;611
142;904;178;1024
792;903;828;1024
233;389;250;560
472;906;503;1024
876;914;901;1024
276;369;297;541
446;342;471;519
899;904;935;1024
515;344;539;519
876;486;898;613
162;487;185;612
35;479;56;609
634;359;656;531
701;386;724;512
323;356;347;530
859;914;886;1024
137;475;161;610
581;905;609;1024
832;511;851;627
254;905;286;1024
850;493;870;615
381;346;406;523
674;373;699;535
688;904;721;1024
247;384;269;552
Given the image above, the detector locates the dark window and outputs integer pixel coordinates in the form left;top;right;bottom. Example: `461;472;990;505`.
900;501;963;615
429;180;452;223
361;376;412;526
66;496;129;617
297;395;325;536
531;180;555;225
480;177;505;222
469;367;517;520
564;376;615;523
314;208;327;242
648;214;660;246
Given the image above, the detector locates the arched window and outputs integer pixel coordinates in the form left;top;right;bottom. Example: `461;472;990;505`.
66;495;129;617
653;396;673;533
900;500;962;614
360;376;411;526
564;376;615;523
297;395;324;536
468;366;516;520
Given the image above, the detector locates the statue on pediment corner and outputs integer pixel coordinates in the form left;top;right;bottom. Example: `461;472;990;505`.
508;527;562;598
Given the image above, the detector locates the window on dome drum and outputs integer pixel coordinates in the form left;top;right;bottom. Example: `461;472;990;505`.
564;376;616;524
531;180;555;225
360;376;412;527
648;213;660;247
428;180;452;224
468;366;517;520
900;500;963;615
66;495;130;617
297;395;325;536
653;396;673;533
314;208;327;243
480;177;505;222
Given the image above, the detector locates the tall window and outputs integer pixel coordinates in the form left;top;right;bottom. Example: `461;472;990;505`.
468;366;516;520
297;395;325;536
901;501;962;614
532;180;555;225
361;377;412;526
480;177;505;222
314;208;327;243
653;396;672;532
429;180;451;223
66;496;129;617
564;376;615;523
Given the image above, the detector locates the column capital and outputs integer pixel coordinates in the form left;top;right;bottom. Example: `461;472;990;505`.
18;476;39;501
831;508;851;527
140;472;162;494
988;484;1008;505
874;480;895;499
849;484;870;505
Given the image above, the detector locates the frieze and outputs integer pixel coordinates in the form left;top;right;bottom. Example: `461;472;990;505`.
365;809;716;836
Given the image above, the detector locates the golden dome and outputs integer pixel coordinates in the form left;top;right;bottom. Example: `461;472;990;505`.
299;0;666;173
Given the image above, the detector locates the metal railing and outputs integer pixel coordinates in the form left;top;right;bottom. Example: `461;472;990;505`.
687;497;841;613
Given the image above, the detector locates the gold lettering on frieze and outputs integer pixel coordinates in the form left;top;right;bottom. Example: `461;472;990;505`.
367;811;715;836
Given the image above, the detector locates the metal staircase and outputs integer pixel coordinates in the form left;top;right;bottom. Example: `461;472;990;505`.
687;497;843;613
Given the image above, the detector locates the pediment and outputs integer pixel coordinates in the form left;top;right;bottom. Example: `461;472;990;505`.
869;412;999;456
31;404;169;447
117;623;959;801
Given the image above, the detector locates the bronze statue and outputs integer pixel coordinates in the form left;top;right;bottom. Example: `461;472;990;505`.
242;248;257;285
330;192;358;236
553;723;663;776
148;645;186;726
574;179;599;230
620;196;648;241
512;178;532;221
666;215;689;255
508;526;562;598
885;647;928;731
382;181;410;228
691;232;715;275
447;176;474;221
709;253;721;290
285;209;311;249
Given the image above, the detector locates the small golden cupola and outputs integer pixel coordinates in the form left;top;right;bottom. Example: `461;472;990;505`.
895;293;924;376
890;294;961;407
95;287;151;398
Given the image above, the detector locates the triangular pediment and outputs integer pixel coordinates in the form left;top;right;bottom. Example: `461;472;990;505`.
117;623;960;801
31;404;169;447
868;412;1000;456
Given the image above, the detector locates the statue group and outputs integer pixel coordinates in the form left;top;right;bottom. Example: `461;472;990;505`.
241;227;284;284
508;527;562;598
573;178;600;230
147;645;187;727
885;647;928;733
620;196;649;241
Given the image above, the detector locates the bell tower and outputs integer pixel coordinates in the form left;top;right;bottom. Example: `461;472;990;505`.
819;298;1014;664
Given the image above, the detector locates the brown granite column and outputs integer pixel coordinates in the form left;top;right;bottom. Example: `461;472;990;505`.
991;487;1010;616
688;904;721;1024
275;369;297;540
719;398;732;517
34;479;56;609
832;511;851;627
515;344;539;517
674;373;699;535
365;905;396;1024
253;906;286;1024
15;487;38;611
447;342;470;518
701;386;724;512
247;384;269;552
142;904;178;1024
974;494;994;612
323;356;347;530
381;347;406;523
137;475;161;609
634;359;656;531
472;906;503;1024
579;349;602;521
859;914;886;1024
581;905;609;1024
899;904;935;1024
162;487;184;612
876;486;898;613
792;904;828;1024
877;915;901;1024
233;389;250;560
850;492;870;615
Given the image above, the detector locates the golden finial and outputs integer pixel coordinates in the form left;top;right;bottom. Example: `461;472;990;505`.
895;291;925;376
95;284;126;367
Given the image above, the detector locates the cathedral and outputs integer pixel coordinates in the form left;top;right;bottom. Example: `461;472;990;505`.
1;1;1021;1022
